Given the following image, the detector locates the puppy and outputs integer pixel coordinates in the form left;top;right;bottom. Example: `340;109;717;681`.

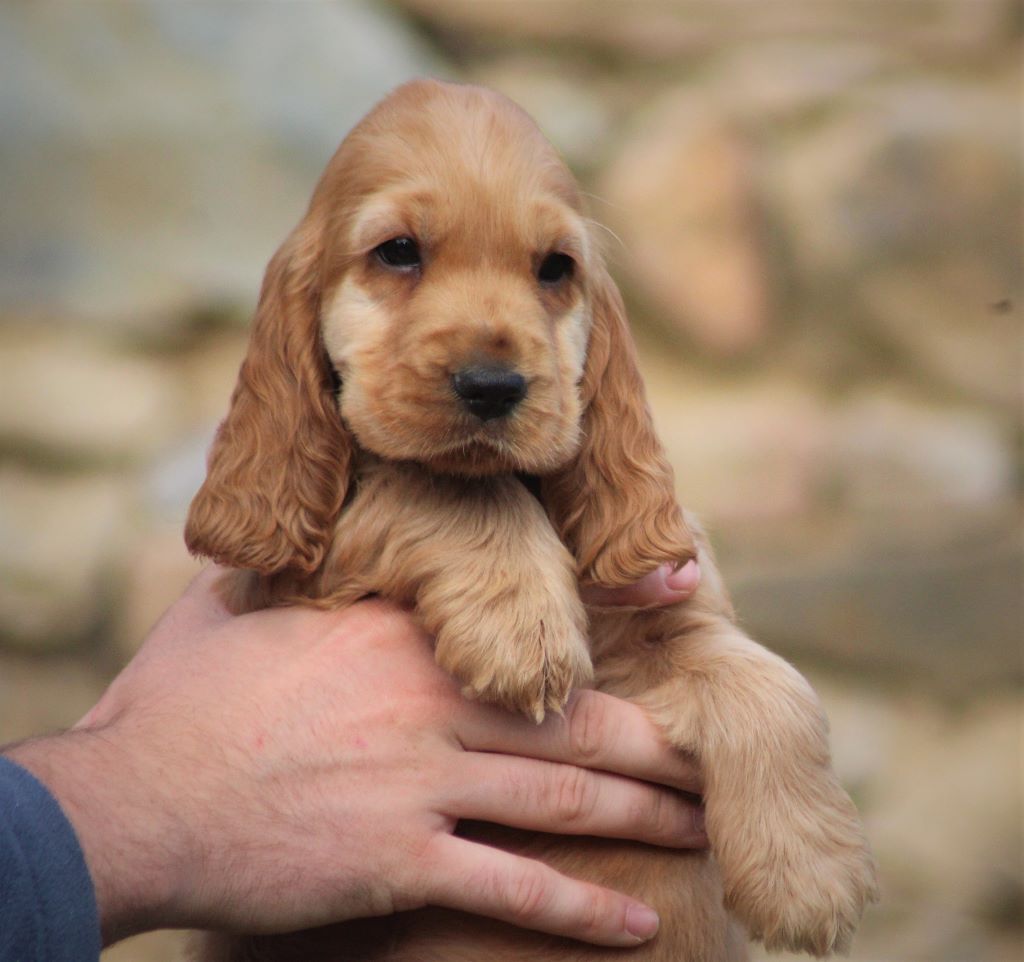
186;79;877;961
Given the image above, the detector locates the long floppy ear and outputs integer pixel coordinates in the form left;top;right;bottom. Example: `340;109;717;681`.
185;219;352;575
542;266;696;587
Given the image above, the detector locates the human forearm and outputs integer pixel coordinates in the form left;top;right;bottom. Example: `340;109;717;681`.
6;728;185;945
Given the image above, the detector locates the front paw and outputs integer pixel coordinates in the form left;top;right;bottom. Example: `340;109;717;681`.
716;777;879;955
434;596;593;722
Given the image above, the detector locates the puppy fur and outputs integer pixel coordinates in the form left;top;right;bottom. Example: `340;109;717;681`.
186;79;878;961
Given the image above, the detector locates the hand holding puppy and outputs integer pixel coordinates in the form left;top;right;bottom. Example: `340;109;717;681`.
8;566;705;949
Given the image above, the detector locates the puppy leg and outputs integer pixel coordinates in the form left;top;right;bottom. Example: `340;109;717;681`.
420;479;593;721
633;611;878;955
317;463;592;721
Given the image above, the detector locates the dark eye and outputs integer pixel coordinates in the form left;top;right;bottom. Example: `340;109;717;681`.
375;236;421;270
538;252;575;285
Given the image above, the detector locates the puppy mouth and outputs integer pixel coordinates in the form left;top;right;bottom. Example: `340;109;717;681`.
419;405;575;477
406;407;521;467
434;416;519;458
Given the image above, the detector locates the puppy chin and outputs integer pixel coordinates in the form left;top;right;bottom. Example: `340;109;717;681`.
421;446;521;478
353;417;578;478
421;438;574;478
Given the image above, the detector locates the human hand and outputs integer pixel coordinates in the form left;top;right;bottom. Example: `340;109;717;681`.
8;567;704;948
581;559;701;607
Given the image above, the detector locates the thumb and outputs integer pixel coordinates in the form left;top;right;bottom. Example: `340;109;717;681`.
580;560;700;608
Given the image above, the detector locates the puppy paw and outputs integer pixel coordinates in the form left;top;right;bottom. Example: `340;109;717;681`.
717;778;879;955
434;594;593;722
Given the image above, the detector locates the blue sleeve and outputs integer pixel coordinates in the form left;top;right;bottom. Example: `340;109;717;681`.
0;755;101;962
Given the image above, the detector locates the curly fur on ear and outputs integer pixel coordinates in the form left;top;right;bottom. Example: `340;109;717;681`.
542;266;695;587
185;219;352;575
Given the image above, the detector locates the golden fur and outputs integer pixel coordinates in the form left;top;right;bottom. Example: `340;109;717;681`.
186;79;878;961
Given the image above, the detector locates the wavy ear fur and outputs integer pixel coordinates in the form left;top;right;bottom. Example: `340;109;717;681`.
542;266;695;587
185;219;352;575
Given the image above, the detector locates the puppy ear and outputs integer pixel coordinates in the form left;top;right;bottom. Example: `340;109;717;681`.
542;266;695;587
185;219;352;575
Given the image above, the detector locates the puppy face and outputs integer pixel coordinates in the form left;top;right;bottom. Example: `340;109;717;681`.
315;82;593;476
186;79;693;583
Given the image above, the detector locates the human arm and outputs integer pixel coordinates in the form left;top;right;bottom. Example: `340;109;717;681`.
5;565;704;950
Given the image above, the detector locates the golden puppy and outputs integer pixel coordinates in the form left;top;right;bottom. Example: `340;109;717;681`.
186;79;877;961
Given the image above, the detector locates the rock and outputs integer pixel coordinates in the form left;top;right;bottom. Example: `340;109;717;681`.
640;358;1020;689
705;40;891;122
727;504;1022;694
114;520;204;662
144;428;217;523
393;0;713;58
771;79;1020;281
0;325;186;464
182;329;250;419
142;330;248;524
642;365;829;521
862;264;1022;409
645;368;1015;523
827;390;1016;512
600;94;771;355
393;0;1020;60
0;465;135;651
0;0;442;333
0;652;107;740
861;693;1020;899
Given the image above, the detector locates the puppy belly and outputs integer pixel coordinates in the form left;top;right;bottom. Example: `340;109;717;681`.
226;834;745;962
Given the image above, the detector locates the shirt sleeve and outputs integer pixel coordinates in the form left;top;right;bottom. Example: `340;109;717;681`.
0;755;101;962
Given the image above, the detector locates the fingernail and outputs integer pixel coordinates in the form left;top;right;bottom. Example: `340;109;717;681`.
625;903;660;941
665;559;700;594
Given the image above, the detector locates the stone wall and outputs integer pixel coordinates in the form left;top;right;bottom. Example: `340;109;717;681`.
0;2;1020;960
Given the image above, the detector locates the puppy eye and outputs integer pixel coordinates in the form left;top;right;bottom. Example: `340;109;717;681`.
375;236;421;270
537;252;575;285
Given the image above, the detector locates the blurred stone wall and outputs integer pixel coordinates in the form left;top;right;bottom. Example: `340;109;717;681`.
0;2;1020;961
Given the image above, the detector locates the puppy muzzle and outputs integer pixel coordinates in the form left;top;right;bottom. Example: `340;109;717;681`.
451;365;527;421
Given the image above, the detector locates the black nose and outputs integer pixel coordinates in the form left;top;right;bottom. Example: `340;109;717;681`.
452;366;527;421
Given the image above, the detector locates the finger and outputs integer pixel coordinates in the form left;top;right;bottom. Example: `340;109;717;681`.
581;560;701;608
455;689;702;794
449;754;707;848
426;836;661;946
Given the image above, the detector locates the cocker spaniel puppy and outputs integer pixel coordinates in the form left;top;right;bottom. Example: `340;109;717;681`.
186;79;877;962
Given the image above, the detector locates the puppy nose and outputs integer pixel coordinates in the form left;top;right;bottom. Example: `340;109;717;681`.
452;366;527;421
